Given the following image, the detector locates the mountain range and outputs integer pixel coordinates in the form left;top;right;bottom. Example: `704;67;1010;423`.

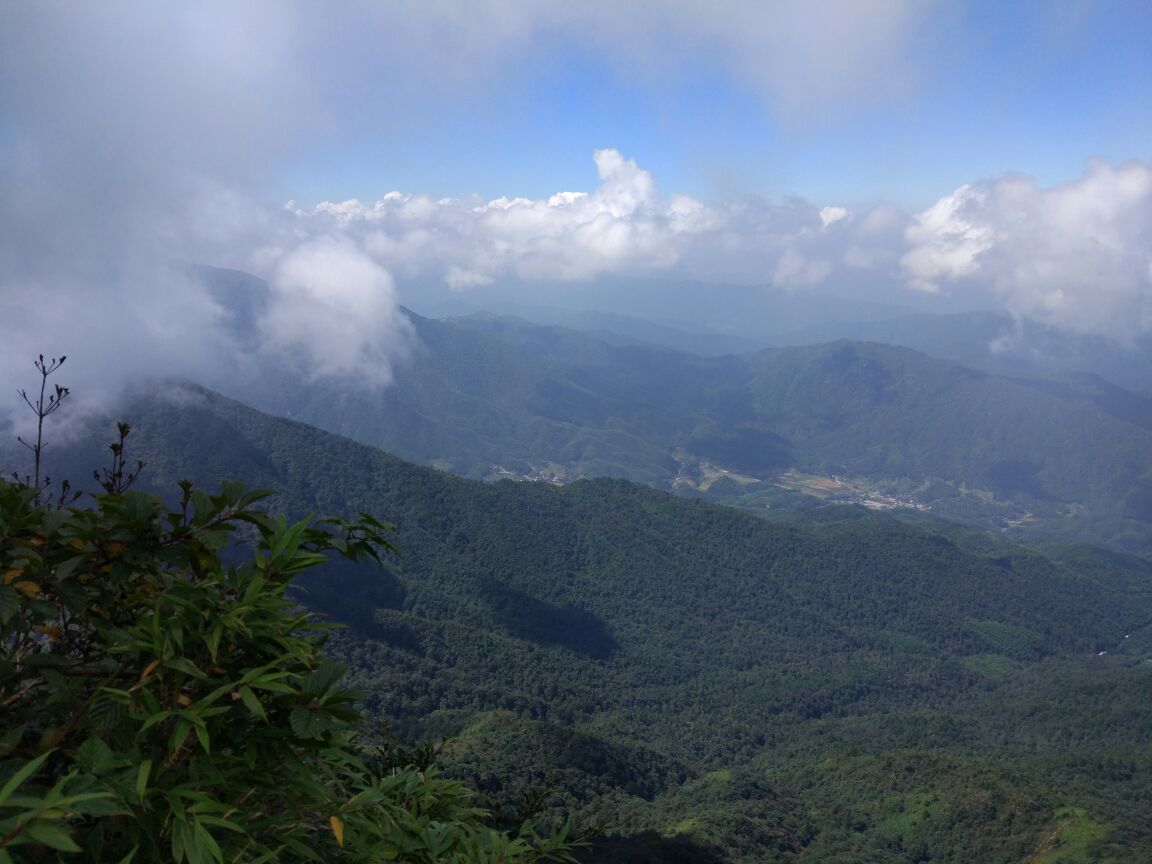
411;272;1152;395
193;267;1152;554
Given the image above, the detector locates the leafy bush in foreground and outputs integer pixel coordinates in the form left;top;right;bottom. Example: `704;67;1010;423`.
0;475;572;863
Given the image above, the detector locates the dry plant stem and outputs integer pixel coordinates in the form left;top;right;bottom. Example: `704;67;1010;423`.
16;354;69;502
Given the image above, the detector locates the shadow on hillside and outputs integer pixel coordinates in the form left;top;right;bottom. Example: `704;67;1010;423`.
296;561;411;644
984;459;1053;501
578;831;728;864
479;581;619;660
685;425;793;475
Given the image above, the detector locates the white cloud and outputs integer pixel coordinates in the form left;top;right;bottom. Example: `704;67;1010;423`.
902;161;1152;335
0;0;949;417
292;150;922;297
819;207;851;229
902;185;995;293
261;238;415;386
445;266;494;292
0;3;282;403
0;2;422;410
299;149;699;284
549;0;938;123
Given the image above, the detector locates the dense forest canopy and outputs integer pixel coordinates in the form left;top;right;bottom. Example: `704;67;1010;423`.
6;381;1147;862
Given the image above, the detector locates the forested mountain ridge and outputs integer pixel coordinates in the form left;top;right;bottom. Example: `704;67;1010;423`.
447;290;1152;397
775;308;1152;396
200;264;1152;552
25;383;1152;862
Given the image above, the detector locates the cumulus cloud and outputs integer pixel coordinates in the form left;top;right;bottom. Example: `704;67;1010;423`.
819;207;851;229
261;239;415;386
902;185;995;292
902;161;1152;336
299;149;687;284
289;149;902;296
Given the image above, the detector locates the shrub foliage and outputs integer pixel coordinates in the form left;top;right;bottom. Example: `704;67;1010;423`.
0;473;572;863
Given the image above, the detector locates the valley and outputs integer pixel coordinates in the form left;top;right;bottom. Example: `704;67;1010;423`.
195;269;1152;556
768;469;931;512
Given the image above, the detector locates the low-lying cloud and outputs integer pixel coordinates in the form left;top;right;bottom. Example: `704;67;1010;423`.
903;161;1152;338
262;238;416;386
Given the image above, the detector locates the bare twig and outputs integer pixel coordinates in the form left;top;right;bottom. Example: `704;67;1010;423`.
15;354;70;503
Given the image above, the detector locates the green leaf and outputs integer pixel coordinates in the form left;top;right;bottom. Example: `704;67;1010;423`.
196;529;232;550
136;760;152;803
289;706;329;740
237;686;266;721
195;815;244;833
171;814;188;863
164;657;205;679
139;710;174;733
121;491;159;525
230;509;276;535
168;719;193;756
74;737;116;776
89;694;126;731
24;819;82;852
149;605;163;651
193;723;210;755
52;578;88;612
205;624;222;663
242;574;267;602
269;518;310;560
0;586;18;624
192;820;224;864
67;793;126;817
0;751;50;804
52;555;84;582
247;678;296;695
303;660;346;698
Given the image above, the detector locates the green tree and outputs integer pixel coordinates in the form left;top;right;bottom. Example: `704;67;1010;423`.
0;470;573;863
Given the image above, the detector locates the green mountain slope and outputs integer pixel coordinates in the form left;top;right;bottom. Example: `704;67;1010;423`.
248;308;704;484
224;304;1152;551
777;308;1152;396
33;384;1152;862
196;266;1152;551
727;341;1151;507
